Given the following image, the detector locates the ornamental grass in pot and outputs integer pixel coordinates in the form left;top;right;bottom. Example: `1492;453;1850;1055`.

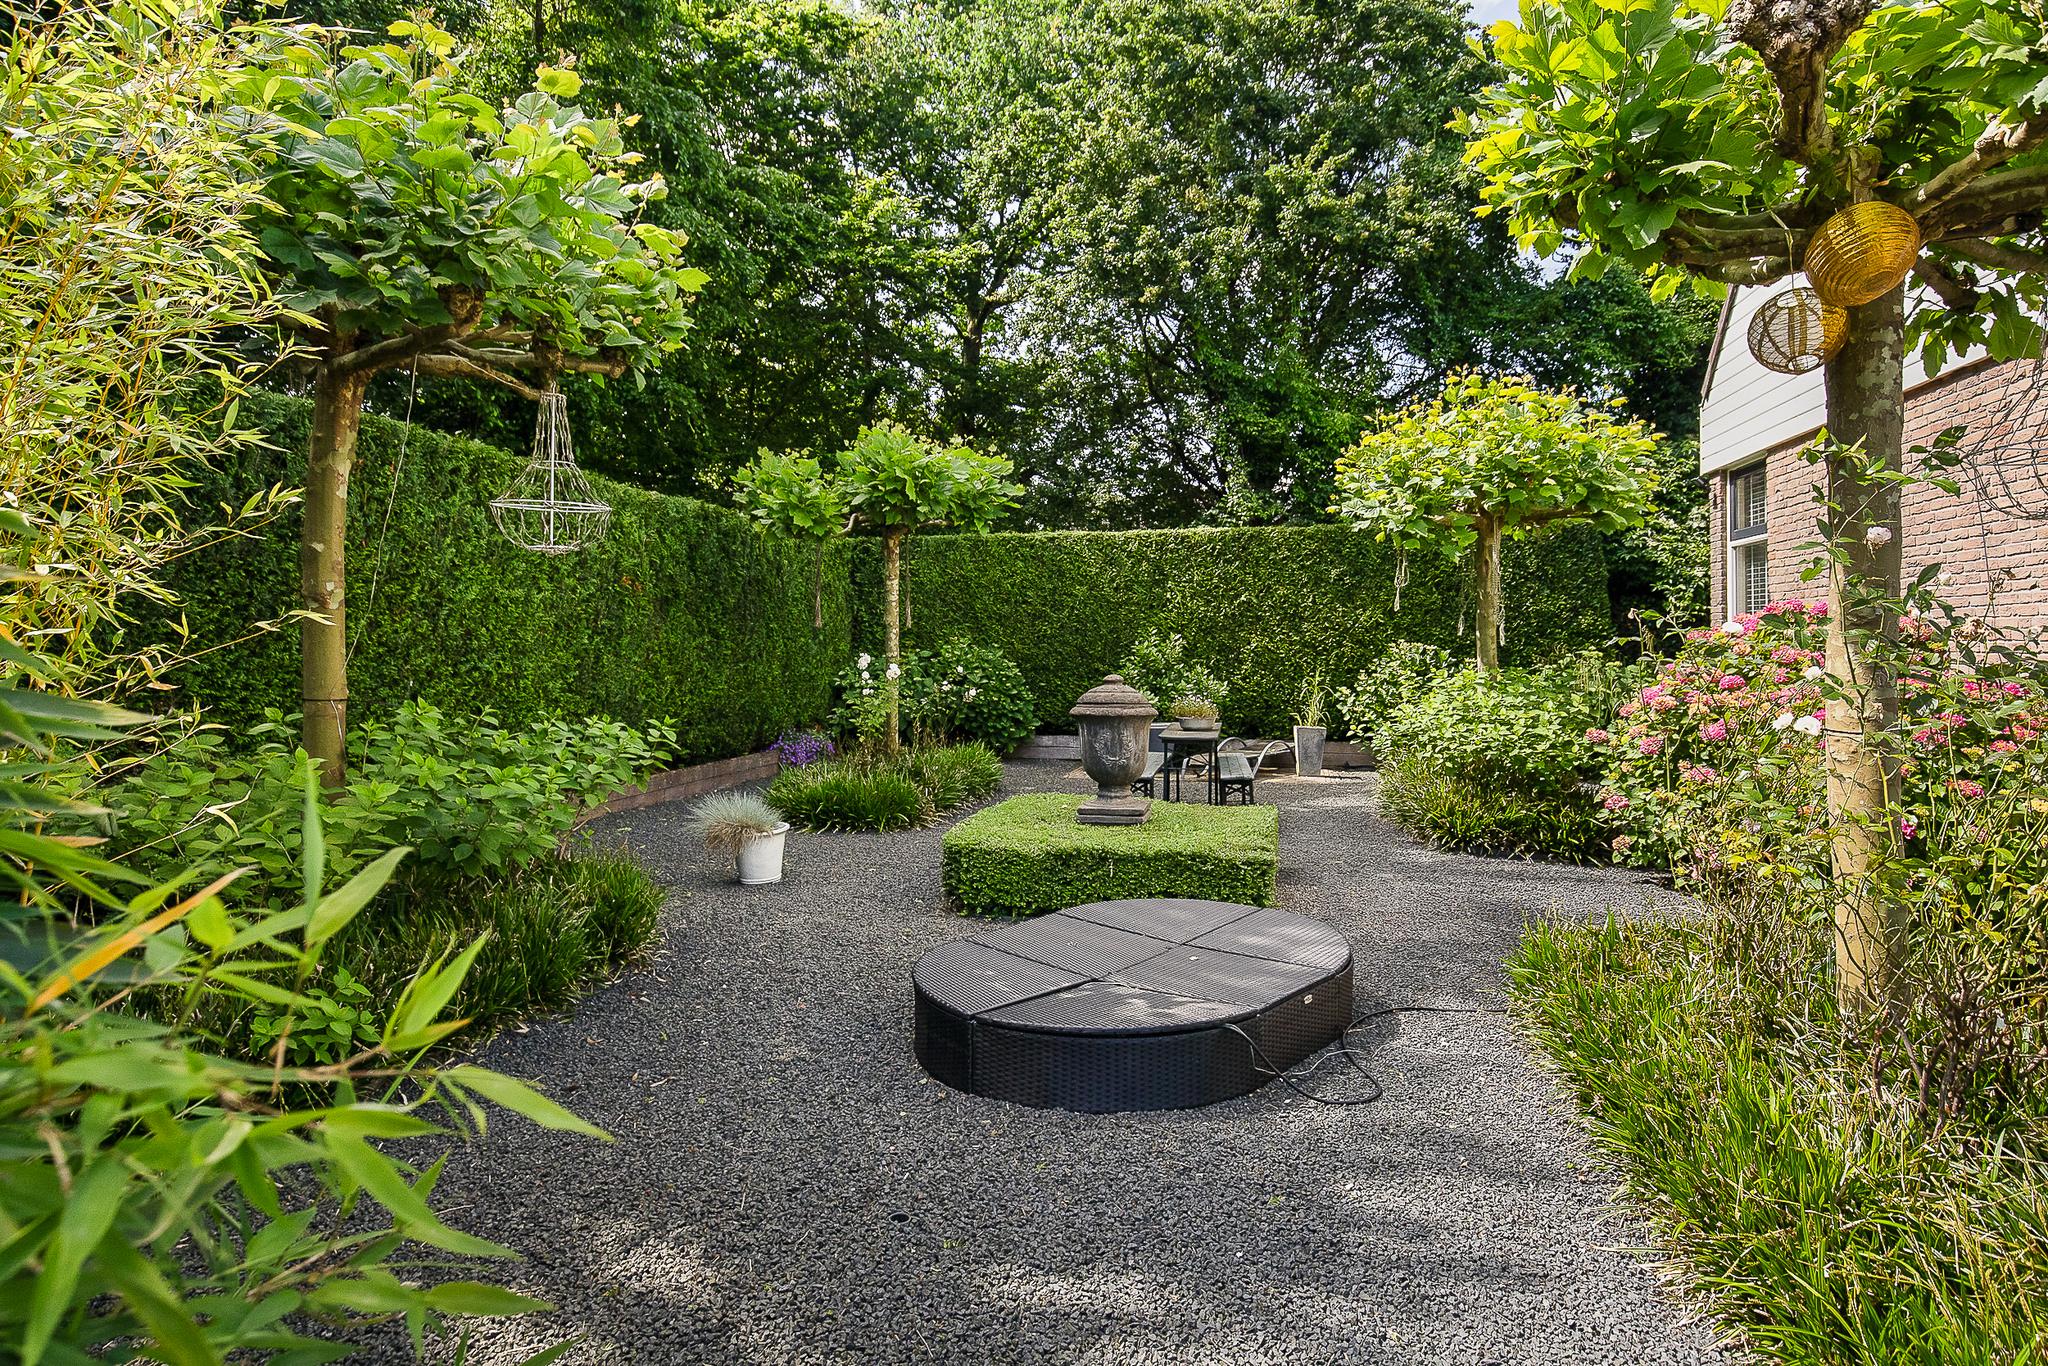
686;790;791;885
1294;673;1328;777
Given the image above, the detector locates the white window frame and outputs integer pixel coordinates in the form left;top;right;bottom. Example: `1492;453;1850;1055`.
1726;463;1769;615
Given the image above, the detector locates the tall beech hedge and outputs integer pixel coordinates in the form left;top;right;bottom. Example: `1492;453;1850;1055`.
854;524;1612;735
151;392;854;761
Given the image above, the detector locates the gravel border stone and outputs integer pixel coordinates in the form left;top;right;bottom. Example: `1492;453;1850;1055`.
403;762;1729;1365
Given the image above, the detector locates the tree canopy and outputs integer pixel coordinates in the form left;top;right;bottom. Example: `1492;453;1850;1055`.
346;0;1715;533
1334;372;1662;669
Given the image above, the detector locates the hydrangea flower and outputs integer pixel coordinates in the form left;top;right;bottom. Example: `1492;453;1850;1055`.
1701;719;1729;742
1584;727;1610;743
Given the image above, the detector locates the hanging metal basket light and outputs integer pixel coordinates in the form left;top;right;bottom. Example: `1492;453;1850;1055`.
1747;287;1848;375
489;386;612;554
1803;201;1922;308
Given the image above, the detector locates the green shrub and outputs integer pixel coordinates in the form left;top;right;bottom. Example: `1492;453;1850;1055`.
767;742;1001;831
1118;629;1227;716
331;846;664;1033
942;793;1279;916
1374;654;1636;859
105;700;675;899
903;741;1003;810
1376;754;1607;859
768;762;930;832
830;641;1037;751
858;522;1613;735
1511;916;2048;1363
1332;640;1455;743
147;390;855;759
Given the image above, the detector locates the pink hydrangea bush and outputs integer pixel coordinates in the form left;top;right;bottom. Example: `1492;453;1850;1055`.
1595;601;1830;880
1596;599;2048;911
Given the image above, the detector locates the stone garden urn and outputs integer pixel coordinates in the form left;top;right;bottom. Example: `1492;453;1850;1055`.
1069;674;1156;826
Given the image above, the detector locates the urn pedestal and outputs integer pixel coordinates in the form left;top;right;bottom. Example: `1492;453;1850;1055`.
1069;675;1158;826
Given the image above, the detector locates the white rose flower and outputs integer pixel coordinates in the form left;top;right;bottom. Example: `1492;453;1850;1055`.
1772;712;1796;731
885;662;901;679
857;653;872;670
1721;619;1747;636
965;687;979;700
1863;526;1893;548
1793;715;1823;736
1804;665;1824;681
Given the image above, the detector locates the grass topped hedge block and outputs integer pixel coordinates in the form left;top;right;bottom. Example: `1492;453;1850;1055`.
943;793;1279;916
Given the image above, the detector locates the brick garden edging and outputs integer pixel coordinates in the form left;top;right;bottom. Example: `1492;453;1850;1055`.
581;749;781;821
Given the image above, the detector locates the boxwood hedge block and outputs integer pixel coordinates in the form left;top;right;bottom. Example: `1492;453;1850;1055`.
942;793;1279;916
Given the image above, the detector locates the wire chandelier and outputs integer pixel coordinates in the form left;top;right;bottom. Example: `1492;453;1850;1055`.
489;385;612;553
1958;327;2048;523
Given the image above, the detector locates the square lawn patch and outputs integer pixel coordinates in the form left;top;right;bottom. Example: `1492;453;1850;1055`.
942;792;1279;917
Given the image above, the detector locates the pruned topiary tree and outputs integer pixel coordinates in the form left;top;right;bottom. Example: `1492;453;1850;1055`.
1332;372;1662;673
1459;0;2048;1009
737;425;1018;751
231;18;706;778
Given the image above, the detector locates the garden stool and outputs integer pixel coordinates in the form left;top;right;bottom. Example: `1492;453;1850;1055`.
912;899;1353;1112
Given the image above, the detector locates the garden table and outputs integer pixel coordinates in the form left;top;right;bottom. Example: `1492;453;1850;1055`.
1158;726;1223;803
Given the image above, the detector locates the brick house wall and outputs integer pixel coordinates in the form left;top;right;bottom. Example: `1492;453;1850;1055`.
1706;356;2048;633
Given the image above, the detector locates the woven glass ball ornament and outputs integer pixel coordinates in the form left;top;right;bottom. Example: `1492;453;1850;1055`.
1803;202;1922;308
489;388;612;554
1747;288;1847;376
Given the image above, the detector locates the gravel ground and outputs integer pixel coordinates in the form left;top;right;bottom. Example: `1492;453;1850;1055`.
410;762;1729;1366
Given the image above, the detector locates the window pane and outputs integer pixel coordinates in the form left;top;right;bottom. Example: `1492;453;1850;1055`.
1740;543;1769;613
1730;467;1767;535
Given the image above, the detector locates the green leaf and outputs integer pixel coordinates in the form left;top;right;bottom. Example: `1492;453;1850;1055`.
442;1065;610;1140
24;1160;127;1366
306;846;409;947
422;1281;554;1316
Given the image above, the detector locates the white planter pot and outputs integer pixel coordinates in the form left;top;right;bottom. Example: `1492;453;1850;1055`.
1293;725;1327;778
737;823;790;885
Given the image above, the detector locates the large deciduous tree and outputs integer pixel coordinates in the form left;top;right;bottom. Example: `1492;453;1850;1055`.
232;19;705;777
1460;0;2048;1008
1332;373;1662;672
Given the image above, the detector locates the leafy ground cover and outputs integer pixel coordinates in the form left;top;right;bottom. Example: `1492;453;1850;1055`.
942;792;1278;915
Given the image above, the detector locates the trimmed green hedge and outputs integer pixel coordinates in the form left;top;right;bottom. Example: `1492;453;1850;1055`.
148;392;854;762
942;793;1278;916
855;523;1611;736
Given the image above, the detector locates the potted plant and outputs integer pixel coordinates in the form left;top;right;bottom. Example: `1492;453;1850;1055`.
685;791;791;885
1170;693;1220;733
1294;673;1328;778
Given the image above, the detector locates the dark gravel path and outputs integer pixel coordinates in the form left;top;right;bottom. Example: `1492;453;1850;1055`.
421;762;1728;1365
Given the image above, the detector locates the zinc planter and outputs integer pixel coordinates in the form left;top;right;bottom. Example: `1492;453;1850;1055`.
737;823;791;885
1293;725;1327;778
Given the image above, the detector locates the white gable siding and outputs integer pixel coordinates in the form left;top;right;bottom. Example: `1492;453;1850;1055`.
1698;279;1981;476
1700;282;1828;475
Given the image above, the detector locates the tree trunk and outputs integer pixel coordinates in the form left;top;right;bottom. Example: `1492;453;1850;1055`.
882;529;903;754
1821;283;1907;1014
301;366;368;785
1473;513;1503;674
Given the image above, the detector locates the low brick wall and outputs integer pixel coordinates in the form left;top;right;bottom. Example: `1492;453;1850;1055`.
583;749;780;820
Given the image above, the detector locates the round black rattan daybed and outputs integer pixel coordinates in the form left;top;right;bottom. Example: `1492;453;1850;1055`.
912;899;1353;1113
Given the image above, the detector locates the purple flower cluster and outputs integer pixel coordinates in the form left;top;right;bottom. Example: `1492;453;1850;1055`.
771;730;836;768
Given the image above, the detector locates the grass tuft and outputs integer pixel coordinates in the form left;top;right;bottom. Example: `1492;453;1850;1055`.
1509;917;2048;1363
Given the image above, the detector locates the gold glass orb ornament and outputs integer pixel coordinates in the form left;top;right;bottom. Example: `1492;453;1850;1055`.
1746;288;1848;376
489;387;612;554
1803;202;1923;308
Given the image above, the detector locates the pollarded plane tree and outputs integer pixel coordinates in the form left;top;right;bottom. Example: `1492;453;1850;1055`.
1461;0;2048;1008
233;19;706;779
1333;372;1662;674
737;426;1018;752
